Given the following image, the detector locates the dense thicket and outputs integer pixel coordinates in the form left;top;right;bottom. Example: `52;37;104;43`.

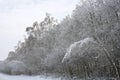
1;0;120;78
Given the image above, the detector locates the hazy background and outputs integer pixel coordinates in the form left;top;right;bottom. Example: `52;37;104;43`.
0;0;79;60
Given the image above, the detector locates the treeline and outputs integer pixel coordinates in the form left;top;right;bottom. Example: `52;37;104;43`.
3;0;120;78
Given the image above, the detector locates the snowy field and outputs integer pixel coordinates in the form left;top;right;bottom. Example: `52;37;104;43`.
0;73;65;80
0;73;118;80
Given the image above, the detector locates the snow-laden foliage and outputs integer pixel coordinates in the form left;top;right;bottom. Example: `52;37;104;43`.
8;60;30;75
0;60;30;75
62;37;98;63
0;0;120;78
0;61;10;74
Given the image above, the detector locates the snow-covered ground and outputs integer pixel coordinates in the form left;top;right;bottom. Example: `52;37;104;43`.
0;73;64;80
0;73;118;80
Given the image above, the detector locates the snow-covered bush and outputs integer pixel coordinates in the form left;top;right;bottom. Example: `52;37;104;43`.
0;60;30;75
62;37;97;63
8;60;30;75
0;61;10;74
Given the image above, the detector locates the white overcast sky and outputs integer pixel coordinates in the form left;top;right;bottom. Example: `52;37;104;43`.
0;0;79;60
